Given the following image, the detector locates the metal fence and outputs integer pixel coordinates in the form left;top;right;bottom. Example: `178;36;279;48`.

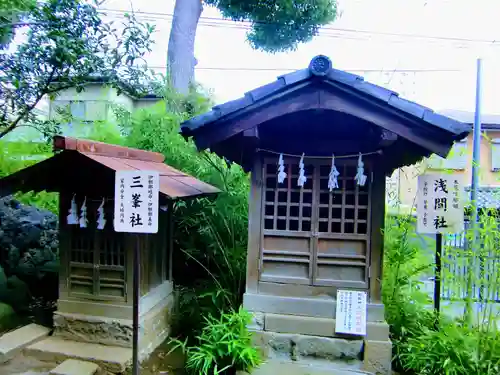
441;221;500;302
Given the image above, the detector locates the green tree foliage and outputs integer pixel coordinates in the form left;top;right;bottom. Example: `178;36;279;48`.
206;0;338;52
121;89;257;374
0;0;35;46
167;0;338;93
0;139;58;212
121;89;250;335
0;0;157;140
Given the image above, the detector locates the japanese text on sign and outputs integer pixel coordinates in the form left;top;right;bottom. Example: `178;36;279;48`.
416;173;464;234
114;171;159;233
335;290;367;336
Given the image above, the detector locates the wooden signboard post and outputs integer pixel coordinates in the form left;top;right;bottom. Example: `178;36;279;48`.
114;170;160;375
416;173;464;316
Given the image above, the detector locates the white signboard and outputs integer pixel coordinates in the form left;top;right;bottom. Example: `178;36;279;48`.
335;290;367;336
114;171;159;234
416;173;464;234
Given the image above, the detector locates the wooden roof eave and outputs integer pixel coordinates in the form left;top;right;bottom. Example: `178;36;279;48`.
0;148;220;201
181;55;471;163
189;85;456;158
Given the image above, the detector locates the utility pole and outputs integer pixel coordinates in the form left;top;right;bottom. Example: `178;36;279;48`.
465;58;483;324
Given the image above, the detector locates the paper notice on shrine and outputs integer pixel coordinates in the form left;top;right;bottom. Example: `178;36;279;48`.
416;173;464;234
114;171;159;234
335;290;367;336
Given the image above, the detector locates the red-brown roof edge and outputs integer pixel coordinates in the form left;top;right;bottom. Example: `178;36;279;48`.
53;136;165;163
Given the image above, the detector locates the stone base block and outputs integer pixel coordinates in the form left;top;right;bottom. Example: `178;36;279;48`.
261;313;390;341
363;339;392;375
251;330;363;362
53;313;133;349
236;359;374;375
0;323;51;363
247;312;392;375
53;293;173;361
138;294;173;359
25;337;131;374
49;359;99;375
243;293;385;322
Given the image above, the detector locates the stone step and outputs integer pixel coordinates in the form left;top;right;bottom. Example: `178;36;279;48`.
25;337;132;373
0;323;51;363
237;360;375;375
50;359;99;375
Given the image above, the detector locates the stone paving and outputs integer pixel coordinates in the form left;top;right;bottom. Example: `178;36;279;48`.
0;352;54;375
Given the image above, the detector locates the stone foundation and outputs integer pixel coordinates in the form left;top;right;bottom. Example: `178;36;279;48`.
53;282;175;361
363;340;392;375
251;330;364;363
53;312;133;348
53;294;173;361
244;293;392;375
138;293;174;359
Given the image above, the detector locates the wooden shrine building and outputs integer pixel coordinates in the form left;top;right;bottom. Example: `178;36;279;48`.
0;136;219;363
181;55;471;374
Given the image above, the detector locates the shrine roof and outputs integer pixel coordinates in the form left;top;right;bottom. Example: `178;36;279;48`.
181;55;470;143
0;136;220;199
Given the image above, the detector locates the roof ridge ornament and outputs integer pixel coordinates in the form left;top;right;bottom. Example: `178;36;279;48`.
308;55;332;76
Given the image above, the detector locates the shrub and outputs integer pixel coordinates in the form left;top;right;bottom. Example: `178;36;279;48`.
383;215;435;344
383;211;500;375
399;322;500;375
0;139;58;213
170;307;261;375
123;89;255;372
123;96;250;336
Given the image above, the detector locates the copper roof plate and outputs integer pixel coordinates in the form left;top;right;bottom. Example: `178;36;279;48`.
0;136;220;199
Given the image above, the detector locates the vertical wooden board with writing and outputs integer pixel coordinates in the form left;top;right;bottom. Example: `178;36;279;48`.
416;173;464;234
114;171;160;234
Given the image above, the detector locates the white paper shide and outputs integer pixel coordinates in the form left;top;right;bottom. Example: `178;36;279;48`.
416;173;464;234
335;289;367;336
113;171;159;234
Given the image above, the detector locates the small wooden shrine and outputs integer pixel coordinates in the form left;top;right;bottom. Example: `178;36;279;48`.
0;136;219;359
181;55;471;374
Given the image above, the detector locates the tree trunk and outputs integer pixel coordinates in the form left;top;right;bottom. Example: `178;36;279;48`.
167;0;202;95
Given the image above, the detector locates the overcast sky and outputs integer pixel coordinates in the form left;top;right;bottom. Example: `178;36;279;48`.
103;0;500;113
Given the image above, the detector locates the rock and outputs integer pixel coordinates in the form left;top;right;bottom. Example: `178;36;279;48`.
0;276;31;312
295;336;363;360
0;265;6;285
0;302;16;331
0;197;59;300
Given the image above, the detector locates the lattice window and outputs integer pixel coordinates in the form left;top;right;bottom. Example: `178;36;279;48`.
69;229;95;296
263;161;314;232
68;199;126;301
318;164;369;235
98;230;126;299
259;158;371;288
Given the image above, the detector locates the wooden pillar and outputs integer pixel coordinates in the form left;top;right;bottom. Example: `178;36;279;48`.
58;191;70;301
369;166;386;302
168;201;174;282
246;157;263;293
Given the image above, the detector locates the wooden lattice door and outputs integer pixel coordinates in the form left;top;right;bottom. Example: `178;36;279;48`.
261;160;315;284
68;201;127;301
314;163;371;288
260;158;371;289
